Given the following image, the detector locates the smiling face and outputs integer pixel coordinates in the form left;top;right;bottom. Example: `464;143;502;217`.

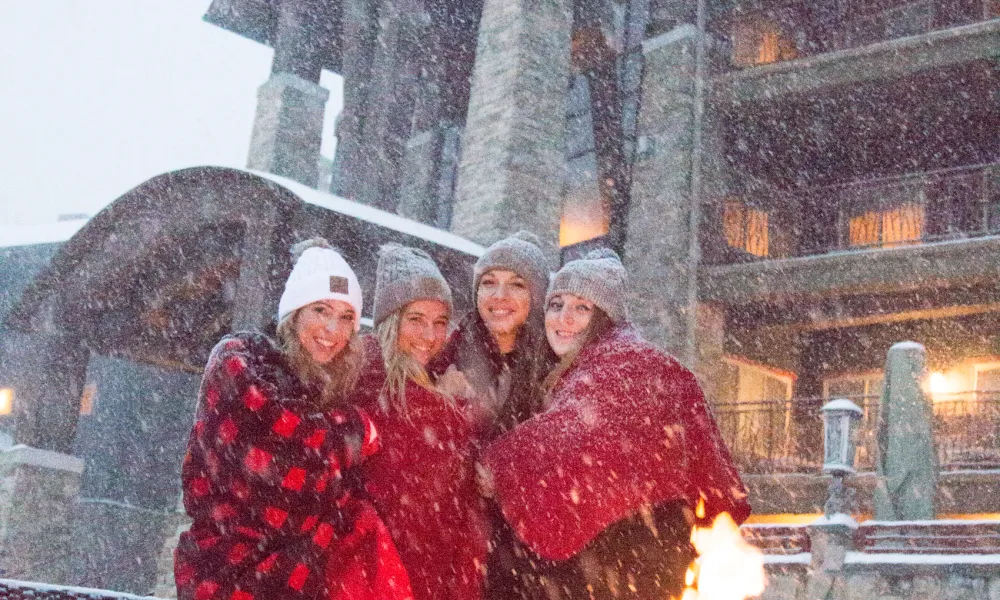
397;299;451;367
477;269;532;353
294;300;357;365
545;293;595;357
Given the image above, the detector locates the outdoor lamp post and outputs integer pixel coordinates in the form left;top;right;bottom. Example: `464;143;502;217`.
821;399;863;516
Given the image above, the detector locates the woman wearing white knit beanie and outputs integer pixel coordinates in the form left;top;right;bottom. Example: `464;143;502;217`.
176;238;414;600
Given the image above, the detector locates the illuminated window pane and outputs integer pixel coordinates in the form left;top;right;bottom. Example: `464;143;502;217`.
849;211;880;247
731;18;796;67
757;29;780;64
723;200;769;257
745;209;769;257
723;200;746;248
882;204;925;247
560;171;609;248
80;383;97;415
0;389;12;416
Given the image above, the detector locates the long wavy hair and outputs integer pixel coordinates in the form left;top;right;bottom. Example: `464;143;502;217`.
540;307;614;399
375;310;454;416
276;310;365;408
467;304;552;431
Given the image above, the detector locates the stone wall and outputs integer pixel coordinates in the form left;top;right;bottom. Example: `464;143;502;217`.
762;557;1000;600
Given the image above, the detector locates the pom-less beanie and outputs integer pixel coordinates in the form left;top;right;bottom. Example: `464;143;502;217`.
278;241;364;330
546;248;629;324
373;243;453;326
473;230;550;309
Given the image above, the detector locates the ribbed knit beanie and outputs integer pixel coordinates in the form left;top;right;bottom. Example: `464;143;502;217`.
278;238;364;330
373;243;453;326
546;248;629;323
474;231;550;309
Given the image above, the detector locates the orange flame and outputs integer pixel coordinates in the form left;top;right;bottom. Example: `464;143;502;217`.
675;500;766;600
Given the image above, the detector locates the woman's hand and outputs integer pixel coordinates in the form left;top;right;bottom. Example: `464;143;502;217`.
475;462;495;499
437;365;473;397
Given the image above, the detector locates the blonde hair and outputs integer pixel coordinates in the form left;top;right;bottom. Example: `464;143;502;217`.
541;307;614;397
375;309;454;416
276;309;365;408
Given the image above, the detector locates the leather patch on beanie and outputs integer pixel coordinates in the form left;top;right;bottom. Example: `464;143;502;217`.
329;276;349;294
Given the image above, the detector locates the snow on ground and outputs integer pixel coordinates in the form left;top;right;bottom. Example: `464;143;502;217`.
845;552;1000;565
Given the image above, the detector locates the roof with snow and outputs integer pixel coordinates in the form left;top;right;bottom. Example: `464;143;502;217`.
4;166;483;371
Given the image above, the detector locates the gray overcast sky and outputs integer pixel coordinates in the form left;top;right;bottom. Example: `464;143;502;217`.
0;1;344;226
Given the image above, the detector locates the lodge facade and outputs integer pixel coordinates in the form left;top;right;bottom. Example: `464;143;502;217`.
0;0;998;594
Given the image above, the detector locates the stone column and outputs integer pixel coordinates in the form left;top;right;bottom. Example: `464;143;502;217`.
0;445;84;584
693;302;727;404
247;74;329;188
398;128;445;224
332;0;377;201
231;205;292;333
247;0;330;187
874;341;937;520
452;0;573;248
9;325;89;453
621;25;699;359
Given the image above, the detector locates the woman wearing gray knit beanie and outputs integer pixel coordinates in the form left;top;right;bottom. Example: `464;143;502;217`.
479;248;749;600
350;243;489;600
432;230;552;440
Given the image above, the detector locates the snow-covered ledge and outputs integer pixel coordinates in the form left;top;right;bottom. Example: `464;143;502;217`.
0;444;85;474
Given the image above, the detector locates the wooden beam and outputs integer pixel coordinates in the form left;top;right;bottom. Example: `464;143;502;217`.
755;301;1000;334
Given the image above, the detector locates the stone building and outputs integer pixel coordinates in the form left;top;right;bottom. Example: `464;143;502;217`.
1;0;999;595
207;0;1000;514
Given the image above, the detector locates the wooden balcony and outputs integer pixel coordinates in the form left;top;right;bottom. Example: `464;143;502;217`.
712;16;1000;103
701;163;1000;305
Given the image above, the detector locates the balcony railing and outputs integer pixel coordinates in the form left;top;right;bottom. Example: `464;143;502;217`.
710;163;1000;264
722;0;998;70
714;391;1000;474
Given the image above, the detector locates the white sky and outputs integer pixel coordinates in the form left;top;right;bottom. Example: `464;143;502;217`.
0;1;344;226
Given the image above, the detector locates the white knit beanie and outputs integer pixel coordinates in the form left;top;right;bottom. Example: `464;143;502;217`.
278;239;364;330
373;243;453;326
546;248;629;323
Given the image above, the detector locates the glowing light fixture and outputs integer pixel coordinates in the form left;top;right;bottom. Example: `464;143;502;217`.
928;372;952;398
0;389;13;416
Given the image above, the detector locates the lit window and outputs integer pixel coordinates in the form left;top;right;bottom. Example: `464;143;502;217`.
724;200;769;257
79;383;97;415
0;389;12;415
848;204;924;248
560;187;609;247
731;18;797;67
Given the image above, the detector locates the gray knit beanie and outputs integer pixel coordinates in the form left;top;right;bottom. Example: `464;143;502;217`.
546;248;629;323
373;243;453;326
474;231;550;309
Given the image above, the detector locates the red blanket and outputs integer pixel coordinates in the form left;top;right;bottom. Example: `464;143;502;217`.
482;326;750;561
